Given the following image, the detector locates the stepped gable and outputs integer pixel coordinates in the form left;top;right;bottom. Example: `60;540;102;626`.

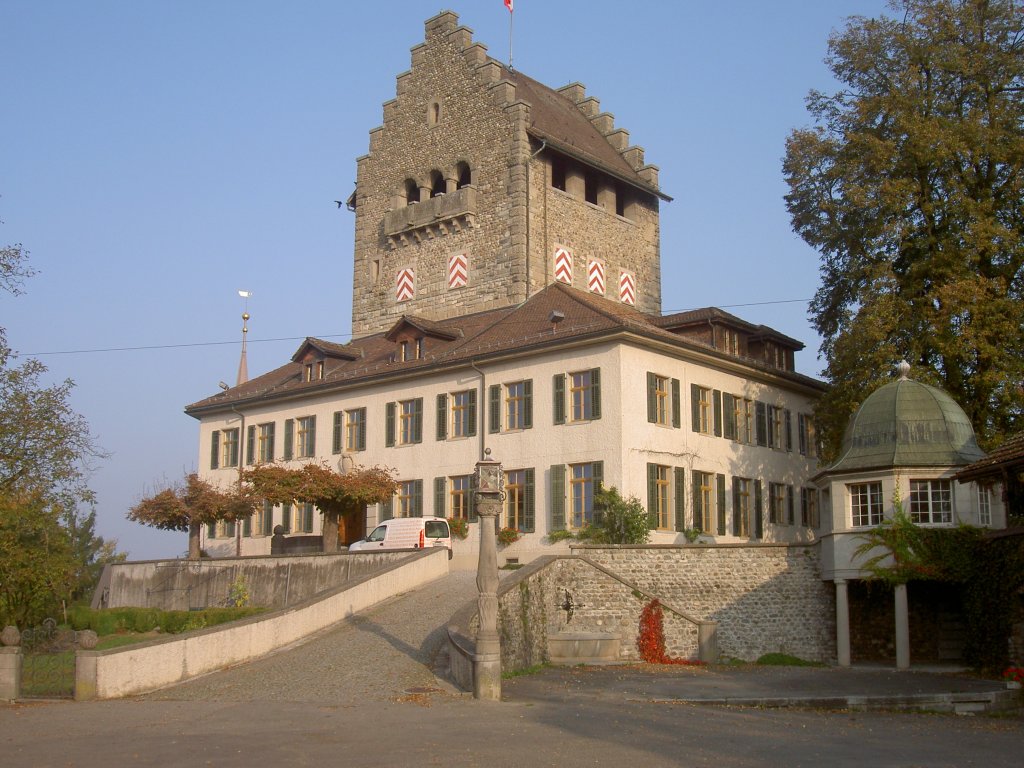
506;70;667;198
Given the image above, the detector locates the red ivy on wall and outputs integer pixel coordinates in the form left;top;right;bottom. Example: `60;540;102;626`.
637;599;705;666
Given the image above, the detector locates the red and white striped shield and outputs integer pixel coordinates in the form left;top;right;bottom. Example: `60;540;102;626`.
619;271;635;305
553;247;572;284
587;259;605;295
396;267;415;302
448;253;468;289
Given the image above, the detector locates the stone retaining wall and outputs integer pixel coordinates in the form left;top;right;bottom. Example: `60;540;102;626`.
575;544;835;662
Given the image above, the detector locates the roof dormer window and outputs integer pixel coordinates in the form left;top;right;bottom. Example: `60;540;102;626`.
304;360;325;382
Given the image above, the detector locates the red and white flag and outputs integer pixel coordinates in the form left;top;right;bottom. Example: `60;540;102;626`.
504;0;513;12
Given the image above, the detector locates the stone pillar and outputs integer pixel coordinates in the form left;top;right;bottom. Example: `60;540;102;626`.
894;582;910;670
75;651;98;701
835;579;851;667
565;166;585;199
474;492;501;700
0;646;21;701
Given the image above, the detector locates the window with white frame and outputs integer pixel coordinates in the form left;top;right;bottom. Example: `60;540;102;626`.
909;479;952;524
977;485;992;527
570;463;597;528
850;482;883;527
210;427;240;469
505;469;535;532
801;487;820;528
693;470;715;533
733;477;752;537
297;416;316;458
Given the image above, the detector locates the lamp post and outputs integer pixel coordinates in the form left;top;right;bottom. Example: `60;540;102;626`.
473;449;502;700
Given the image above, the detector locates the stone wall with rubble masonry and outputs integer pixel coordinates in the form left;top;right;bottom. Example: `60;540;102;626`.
495;544;835;672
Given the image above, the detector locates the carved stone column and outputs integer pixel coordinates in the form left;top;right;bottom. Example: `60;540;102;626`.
473;452;502;701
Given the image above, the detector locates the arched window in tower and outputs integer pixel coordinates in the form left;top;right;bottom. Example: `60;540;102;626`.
455;162;472;189
430;170;445;198
404;178;420;205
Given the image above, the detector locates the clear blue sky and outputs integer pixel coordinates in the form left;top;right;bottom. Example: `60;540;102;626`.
1;0;891;559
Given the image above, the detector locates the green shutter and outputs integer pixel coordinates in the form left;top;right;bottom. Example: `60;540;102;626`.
226;520;235;538
674;467;686;532
283;419;294;460
723;393;736;440
385;402;396;447
332;412;342;454
267;423;275;460
716;474;727;536
243;516;251;537
592;461;603;492
246;425;256;465
691;383;700;432
357;408;367;451
434;477;446;518
647;463;659;529
524;468;536;532
304;504;314;533
210;431;220;470
732;478;742;536
671;378;681;428
787;484;795;525
754;480;763;539
228;429;239;467
264;503;274;535
692;471;703;532
755;402;767;446
207;522;216;538
309;417;317;456
468;488;478;523
381;496;393;521
489;384;501;433
281;503;291;534
798;413;807;456
553;374;566;424
647;372;657;423
784;410;793;452
713;390;722;437
436;394;448;441
590;368;601;420
467;389;477;437
413;480;423;517
523;380;533;429
412;398;423;443
550;464;565;531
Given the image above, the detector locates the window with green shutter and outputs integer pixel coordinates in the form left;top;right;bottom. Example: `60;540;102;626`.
489;384;501;433
713;390;722;437
281;503;291;534
332;411;343;454
553;374;566;424
716;474;727;535
436;394;448;441
210;431;220;470
674;467;686;532
434;477;446;517
671;378;681;428
550;464;565;530
754;480;764;539
246;424;256;465
722;393;737;440
385;402;396;447
283;419;294;460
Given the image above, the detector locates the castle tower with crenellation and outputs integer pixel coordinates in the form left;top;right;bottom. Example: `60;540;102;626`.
349;10;669;338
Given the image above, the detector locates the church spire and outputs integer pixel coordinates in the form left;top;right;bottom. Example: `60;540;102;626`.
236;290;251;386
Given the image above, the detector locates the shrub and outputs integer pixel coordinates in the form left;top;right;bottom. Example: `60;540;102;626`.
497;527;520;546
756;652;824;667
547;529;575;543
593;487;650;544
447;517;469;540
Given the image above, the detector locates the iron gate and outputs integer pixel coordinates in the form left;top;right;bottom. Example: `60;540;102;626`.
21;618;77;698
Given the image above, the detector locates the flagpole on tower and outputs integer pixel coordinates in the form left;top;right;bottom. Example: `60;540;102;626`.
505;0;514;70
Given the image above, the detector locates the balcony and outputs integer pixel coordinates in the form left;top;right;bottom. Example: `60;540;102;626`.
383;186;477;248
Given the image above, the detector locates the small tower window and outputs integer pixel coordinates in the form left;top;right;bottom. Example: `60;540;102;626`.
428;99;442;126
456;162;471;189
584;172;598;205
551;156;566;191
430;170;445;198
404;179;420;205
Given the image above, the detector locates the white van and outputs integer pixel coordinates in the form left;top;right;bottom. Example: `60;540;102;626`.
348;516;453;559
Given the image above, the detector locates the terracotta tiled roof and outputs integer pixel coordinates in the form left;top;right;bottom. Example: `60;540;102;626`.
956;432;1024;482
506;69;668;201
185;285;823;417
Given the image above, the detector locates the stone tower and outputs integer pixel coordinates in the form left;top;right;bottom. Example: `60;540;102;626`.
350;11;668;338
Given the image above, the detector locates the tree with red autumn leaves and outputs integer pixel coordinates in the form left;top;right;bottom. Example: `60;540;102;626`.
128;473;257;559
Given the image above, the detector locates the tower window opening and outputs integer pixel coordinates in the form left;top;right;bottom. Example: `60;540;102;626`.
404;179;420;205
551;156;566;191
584;173;598;205
456;162;471;189
430;170;445;198
615;184;626;217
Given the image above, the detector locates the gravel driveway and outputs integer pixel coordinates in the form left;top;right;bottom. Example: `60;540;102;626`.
144;571;480;705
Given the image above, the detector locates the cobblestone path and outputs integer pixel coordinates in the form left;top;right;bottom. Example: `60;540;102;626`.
144;571;479;705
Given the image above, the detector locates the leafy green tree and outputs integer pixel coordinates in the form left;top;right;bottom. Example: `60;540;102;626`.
0;242;115;624
128;473;257;560
243;462;397;552
64;506;126;603
783;0;1024;459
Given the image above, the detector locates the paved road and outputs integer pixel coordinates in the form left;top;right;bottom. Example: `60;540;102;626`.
144;571;480;705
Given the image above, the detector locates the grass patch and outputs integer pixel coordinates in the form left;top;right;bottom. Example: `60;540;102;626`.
756;652;825;667
502;663;549;679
